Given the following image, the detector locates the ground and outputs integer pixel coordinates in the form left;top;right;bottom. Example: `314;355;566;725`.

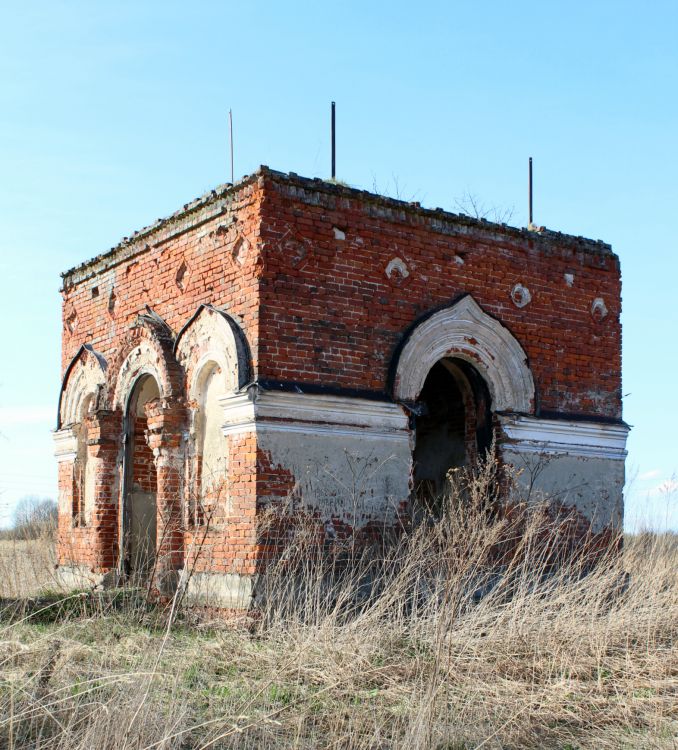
0;504;676;750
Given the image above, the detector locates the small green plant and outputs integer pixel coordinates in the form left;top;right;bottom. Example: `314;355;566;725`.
268;683;294;705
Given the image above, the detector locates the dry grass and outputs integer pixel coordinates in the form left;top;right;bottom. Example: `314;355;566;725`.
0;539;58;599
0;476;676;749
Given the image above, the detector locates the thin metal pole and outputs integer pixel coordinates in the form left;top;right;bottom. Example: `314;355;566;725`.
229;109;234;184
331;101;336;179
528;157;533;226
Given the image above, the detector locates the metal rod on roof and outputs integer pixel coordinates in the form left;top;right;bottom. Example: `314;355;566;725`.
331;101;336;179
528;157;533;226
229;109;234;184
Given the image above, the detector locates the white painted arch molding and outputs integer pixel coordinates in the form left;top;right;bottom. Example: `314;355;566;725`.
393;295;535;413
58;344;107;428
174;304;252;399
112;338;172;411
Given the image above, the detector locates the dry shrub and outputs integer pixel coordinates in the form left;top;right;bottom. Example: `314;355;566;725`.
0;461;676;749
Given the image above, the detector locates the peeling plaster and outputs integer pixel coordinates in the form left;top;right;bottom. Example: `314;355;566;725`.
385;257;409;280
502;448;624;532
591;297;608;322
511;283;532;308
258;429;410;525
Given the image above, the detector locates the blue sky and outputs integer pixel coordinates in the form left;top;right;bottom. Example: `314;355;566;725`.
1;1;676;530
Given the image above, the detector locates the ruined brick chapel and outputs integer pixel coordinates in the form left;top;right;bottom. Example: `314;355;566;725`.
54;167;629;607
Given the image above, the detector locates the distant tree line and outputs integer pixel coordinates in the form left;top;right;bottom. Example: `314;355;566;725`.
0;496;57;540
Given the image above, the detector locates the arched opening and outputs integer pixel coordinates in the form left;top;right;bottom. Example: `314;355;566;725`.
122;374;160;579
72;393;95;526
192;361;228;525
413;358;492;517
393;296;534;414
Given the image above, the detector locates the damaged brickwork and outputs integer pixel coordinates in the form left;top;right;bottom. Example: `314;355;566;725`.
54;167;629;607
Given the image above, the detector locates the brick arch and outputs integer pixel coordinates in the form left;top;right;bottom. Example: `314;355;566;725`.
58;344;108;429
109;308;184;411
392;295;535;413
174;304;252;400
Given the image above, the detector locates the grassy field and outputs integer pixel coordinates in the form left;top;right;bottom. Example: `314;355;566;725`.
0;538;57;598
0;498;676;749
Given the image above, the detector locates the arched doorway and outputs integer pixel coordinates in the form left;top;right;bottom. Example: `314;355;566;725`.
413;358;492;517
122;374;160;579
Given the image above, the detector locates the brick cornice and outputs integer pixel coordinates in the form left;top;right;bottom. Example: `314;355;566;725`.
61;174;262;289
258;167;615;259
61;165;617;291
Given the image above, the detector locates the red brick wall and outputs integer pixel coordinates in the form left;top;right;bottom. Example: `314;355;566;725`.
57;410;122;571
257;174;622;420
58;460;96;568
184;432;259;577
61;168;622;429
58;179;265;576
60;178;264;377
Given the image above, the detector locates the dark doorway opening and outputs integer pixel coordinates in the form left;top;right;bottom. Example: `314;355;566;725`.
413;358;492;517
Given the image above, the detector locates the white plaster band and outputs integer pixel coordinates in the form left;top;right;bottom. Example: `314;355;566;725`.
219;391;409;431
218;391;411;443
53;427;78;462
222;421;411;442
499;415;629;460
56;565;105;589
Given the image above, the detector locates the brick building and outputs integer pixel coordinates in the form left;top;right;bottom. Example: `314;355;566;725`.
54;167;629;606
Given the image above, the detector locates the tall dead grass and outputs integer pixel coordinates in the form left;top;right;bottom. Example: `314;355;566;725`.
0;537;57;599
0;466;676;749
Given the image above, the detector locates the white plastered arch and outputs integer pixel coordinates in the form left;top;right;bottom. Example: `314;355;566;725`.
59;346;107;428
112;339;170;411
175;305;248;519
174;305;249;400
393;295;535;413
